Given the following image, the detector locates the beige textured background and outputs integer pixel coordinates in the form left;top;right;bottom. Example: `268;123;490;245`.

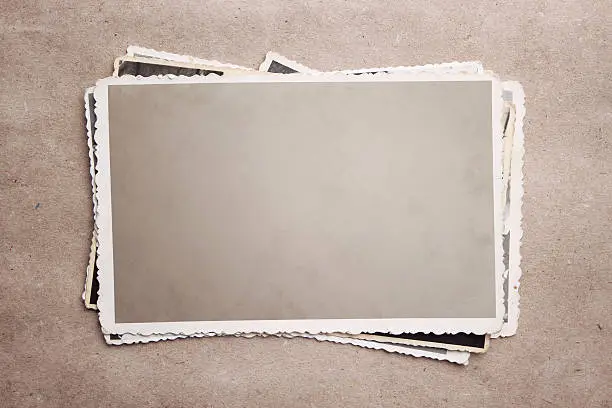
1;0;610;406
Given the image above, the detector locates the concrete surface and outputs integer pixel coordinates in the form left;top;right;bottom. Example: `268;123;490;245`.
1;1;610;407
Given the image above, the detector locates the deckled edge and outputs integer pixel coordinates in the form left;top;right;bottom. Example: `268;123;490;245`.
302;334;470;365
340;61;484;75
102;332;469;365
112;55;251;77
94;72;505;337
335;333;490;354
126;45;253;71
258;50;483;75
83;87;98;310
493;81;525;338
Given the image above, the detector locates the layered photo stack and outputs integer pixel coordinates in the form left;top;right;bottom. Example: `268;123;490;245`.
83;47;525;365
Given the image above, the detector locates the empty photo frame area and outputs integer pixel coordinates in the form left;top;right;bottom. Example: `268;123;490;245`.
94;74;504;336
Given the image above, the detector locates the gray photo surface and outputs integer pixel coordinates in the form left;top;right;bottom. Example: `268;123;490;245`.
106;79;496;324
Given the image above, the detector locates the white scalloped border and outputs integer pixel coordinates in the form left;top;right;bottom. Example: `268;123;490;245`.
103;332;469;365
302;334;470;365
258;50;483;76
493;81;525;337
93;72;505;337
341;62;483;75
334;332;489;354
113;55;251;77
126;45;253;71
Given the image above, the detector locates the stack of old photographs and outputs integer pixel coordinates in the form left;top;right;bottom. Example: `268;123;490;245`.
83;47;524;365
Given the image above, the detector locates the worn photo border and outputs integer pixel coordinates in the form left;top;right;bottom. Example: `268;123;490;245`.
103;332;470;365
93;72;505;337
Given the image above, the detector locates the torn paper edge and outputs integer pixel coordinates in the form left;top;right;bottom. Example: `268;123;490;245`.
302;334;470;365
102;332;469;365
259;50;484;75
333;333;489;354
93;72;505;337
493;81;525;338
113;55;251;77
126;45;253;71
